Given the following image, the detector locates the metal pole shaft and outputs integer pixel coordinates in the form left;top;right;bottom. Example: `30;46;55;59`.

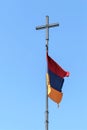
35;16;59;130
45;16;49;130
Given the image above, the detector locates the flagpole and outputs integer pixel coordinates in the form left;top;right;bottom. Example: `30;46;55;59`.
36;16;59;130
45;16;49;130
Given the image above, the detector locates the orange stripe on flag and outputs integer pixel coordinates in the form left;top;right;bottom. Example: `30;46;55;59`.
48;85;63;104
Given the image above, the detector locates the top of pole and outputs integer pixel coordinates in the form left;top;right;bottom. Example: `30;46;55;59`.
36;16;59;53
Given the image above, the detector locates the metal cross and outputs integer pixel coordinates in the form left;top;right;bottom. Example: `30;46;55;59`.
36;16;59;52
36;16;59;130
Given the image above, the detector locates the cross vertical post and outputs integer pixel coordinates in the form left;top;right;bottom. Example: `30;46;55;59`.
36;16;59;130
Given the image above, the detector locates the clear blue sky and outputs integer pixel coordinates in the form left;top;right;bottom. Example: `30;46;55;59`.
0;0;87;130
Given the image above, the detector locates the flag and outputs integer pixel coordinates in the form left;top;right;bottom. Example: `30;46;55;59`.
46;53;70;104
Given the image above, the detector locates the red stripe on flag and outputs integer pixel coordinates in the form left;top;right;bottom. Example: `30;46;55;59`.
47;53;70;78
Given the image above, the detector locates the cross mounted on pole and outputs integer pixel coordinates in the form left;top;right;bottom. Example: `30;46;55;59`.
36;16;59;52
35;16;59;130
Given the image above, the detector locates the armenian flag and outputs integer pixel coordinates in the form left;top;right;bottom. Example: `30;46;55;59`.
46;53;70;104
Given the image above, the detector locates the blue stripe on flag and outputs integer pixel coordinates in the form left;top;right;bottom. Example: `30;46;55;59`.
48;69;64;92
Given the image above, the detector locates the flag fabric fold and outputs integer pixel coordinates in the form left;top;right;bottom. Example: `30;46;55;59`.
46;53;70;104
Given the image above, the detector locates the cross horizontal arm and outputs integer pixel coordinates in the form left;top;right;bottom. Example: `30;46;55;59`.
36;23;59;30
